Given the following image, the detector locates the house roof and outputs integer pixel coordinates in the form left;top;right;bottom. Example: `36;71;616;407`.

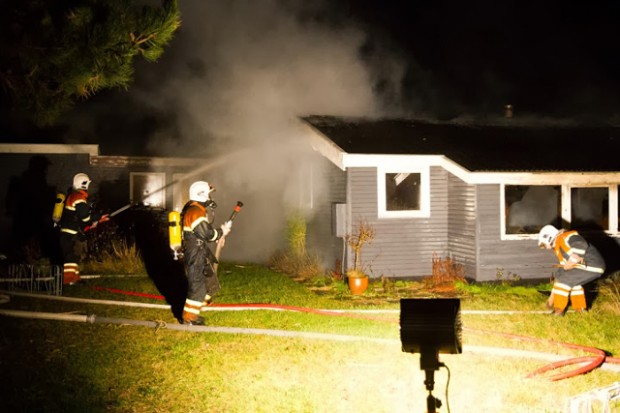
302;115;620;172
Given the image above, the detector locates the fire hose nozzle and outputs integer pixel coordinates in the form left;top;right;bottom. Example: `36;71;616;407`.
228;201;244;221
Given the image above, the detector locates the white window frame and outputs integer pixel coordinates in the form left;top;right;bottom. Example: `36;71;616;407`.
501;183;618;240
130;172;166;208
377;165;430;218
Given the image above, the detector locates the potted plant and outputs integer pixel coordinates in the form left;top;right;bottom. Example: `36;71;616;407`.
345;220;375;295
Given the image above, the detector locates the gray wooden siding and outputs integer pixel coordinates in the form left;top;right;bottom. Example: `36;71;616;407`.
306;155;347;271
447;173;477;279
476;184;556;281
346;166;448;278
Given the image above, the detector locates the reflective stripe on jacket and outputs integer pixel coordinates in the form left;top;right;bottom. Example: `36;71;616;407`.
182;201;221;242
60;189;92;234
553;230;605;274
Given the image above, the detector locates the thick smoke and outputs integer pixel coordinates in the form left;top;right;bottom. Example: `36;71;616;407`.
126;0;404;262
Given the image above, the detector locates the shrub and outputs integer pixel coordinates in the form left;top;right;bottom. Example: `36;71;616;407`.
598;272;620;312
269;211;325;280
345;219;375;273
424;253;466;292
268;250;324;280
83;238;145;274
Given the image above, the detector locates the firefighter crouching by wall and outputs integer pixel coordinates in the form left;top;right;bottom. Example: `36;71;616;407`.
59;173;109;285
538;225;605;316
180;180;232;325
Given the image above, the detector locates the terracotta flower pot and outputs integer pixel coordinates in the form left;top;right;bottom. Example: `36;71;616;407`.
348;275;369;295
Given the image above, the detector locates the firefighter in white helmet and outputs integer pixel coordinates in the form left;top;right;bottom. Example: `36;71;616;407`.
180;180;232;325
59;173;109;285
538;224;605;315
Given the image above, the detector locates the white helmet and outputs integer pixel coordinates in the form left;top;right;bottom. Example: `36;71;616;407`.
189;181;214;203
538;225;559;248
73;173;91;190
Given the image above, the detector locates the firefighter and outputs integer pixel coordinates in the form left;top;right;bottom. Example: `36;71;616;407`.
538;225;605;315
180;180;232;325
59;173;109;285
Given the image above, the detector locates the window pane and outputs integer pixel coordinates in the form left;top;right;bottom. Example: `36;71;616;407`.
571;187;608;230
386;173;421;211
131;173;165;208
505;185;561;234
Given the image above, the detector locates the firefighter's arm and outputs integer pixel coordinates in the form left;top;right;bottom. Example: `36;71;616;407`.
84;214;110;231
563;253;584;270
193;220;221;242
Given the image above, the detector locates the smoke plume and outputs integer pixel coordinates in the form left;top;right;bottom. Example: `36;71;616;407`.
119;0;404;262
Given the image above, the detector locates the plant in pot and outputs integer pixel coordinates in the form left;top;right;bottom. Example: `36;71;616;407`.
345;220;375;295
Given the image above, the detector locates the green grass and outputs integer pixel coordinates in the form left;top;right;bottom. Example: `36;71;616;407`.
1;263;619;413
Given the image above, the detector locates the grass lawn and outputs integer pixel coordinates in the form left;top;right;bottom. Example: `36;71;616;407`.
1;263;619;413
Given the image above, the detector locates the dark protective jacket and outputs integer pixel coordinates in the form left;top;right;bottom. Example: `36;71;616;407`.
553;230;605;286
181;201;224;300
59;189;98;236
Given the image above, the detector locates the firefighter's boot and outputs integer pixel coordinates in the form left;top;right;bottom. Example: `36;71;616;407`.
570;285;587;313
182;298;205;325
63;262;80;285
550;282;571;316
183;315;205;326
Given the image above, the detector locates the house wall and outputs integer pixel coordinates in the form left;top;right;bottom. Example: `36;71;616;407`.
447;172;477;279
305;155;347;272
0;151;199;262
0;153;93;257
476;184;558;281
304;158;620;281
346;166;449;279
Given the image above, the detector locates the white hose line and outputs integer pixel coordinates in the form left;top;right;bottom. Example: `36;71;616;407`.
79;274;148;279
0;308;392;343
0;290;170;309
0;290;550;314
1;307;619;373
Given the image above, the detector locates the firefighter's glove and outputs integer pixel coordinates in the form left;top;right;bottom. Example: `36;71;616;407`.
563;254;583;270
220;220;232;237
99;214;110;223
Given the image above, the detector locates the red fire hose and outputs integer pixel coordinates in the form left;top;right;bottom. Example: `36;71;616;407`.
91;286;396;322
465;327;619;381
92;286;620;381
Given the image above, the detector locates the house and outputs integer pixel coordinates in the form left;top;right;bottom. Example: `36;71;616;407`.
300;115;620;282
0;143;203;261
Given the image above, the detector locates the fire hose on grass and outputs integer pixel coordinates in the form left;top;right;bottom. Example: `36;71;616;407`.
1;289;619;381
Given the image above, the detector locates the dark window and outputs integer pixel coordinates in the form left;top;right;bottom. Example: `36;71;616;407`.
386;173;421;211
571;187;608;230
505;185;561;234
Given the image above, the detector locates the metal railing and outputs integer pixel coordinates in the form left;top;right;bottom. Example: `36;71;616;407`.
0;264;62;296
564;381;620;413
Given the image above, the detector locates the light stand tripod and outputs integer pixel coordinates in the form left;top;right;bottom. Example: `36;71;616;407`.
399;298;462;413
420;350;442;413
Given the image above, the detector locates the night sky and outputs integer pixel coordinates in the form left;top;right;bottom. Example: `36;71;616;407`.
2;0;620;154
341;0;620;120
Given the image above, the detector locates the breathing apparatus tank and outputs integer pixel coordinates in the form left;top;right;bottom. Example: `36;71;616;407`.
52;193;66;227
168;211;183;260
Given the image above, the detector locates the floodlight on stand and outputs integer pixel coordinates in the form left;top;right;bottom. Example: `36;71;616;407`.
400;298;462;413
